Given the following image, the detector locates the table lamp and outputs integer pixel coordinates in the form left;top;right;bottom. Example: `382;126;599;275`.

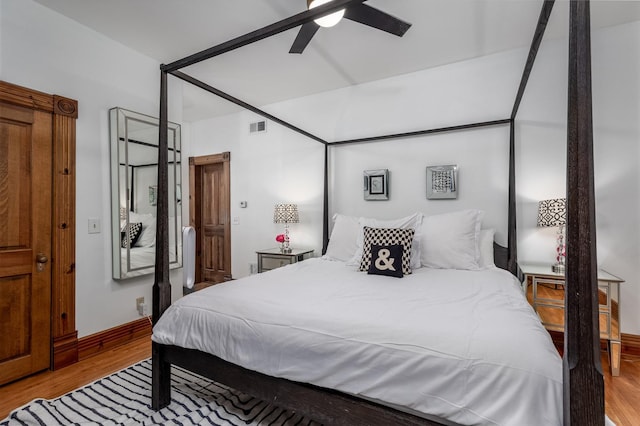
537;198;567;273
274;203;299;253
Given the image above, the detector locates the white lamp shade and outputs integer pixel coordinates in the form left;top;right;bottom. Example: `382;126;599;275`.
274;203;299;224
537;198;567;227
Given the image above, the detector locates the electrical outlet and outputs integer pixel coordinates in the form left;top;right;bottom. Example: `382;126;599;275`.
136;297;145;316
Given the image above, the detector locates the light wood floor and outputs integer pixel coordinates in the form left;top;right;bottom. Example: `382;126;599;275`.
0;337;638;424
0;337;152;420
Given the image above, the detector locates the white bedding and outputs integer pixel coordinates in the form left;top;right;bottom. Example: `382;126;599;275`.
152;258;562;425
125;246;156;270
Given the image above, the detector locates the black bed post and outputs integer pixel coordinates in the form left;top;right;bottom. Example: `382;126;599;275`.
507;0;554;278
322;143;329;255
152;67;172;410
564;1;604;425
130;167;135;212
153;68;172;323
507;120;518;276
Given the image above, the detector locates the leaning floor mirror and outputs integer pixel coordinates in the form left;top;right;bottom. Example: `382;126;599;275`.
109;107;182;279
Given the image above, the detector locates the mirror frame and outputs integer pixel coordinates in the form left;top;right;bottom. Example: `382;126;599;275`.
109;107;182;279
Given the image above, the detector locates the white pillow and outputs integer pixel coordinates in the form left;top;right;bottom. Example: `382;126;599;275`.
348;213;424;269
419;209;483;270
129;212;156;247
478;229;495;269
324;214;361;262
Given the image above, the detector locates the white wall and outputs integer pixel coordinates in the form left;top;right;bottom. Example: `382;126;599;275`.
1;0;185;337
191;23;640;334
517;21;640;334
189;112;325;278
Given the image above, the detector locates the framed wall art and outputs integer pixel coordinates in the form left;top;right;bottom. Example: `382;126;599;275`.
149;185;158;206
364;169;389;201
426;165;458;199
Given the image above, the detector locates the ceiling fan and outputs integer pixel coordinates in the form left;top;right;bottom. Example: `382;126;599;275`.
289;0;412;54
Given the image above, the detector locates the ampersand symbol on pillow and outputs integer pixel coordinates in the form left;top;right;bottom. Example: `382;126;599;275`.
375;248;396;271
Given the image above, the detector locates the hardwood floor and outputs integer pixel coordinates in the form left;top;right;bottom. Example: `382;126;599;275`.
0;336;151;420
0;336;638;424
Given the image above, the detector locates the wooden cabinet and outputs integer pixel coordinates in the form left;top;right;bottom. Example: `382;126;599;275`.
521;263;624;376
256;248;313;273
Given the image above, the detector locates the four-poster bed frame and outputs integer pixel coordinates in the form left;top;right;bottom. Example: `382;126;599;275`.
152;0;604;424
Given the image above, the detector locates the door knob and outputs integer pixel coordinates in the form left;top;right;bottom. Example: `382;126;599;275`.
36;253;48;272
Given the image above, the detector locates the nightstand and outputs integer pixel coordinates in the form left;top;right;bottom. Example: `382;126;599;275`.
256;248;314;273
521;263;624;376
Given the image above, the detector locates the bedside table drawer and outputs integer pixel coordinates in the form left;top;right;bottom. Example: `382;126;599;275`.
535;304;611;337
256;248;314;273
532;277;565;305
532;277;614;337
260;256;293;271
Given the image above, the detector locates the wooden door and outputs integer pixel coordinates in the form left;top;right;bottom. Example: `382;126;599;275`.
0;102;52;385
189;153;231;288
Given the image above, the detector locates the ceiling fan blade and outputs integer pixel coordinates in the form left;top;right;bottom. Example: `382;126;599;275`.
289;22;320;54
344;3;411;37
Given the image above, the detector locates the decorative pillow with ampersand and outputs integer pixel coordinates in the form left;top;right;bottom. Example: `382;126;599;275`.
359;226;414;275
367;244;404;278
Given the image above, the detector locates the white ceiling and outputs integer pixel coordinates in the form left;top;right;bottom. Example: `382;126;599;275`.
33;0;640;122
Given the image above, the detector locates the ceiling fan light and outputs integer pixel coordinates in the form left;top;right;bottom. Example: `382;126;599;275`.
308;0;345;28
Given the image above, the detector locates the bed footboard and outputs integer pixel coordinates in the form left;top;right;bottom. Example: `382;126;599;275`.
159;344;445;426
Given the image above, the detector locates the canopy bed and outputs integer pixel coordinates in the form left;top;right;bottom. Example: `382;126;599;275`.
151;0;604;424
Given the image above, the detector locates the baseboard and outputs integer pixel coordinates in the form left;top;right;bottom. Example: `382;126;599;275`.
78;317;152;361
53;331;78;370
621;333;640;356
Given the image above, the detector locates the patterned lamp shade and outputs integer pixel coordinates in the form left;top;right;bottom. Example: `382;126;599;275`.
537;198;567;227
273;203;299;224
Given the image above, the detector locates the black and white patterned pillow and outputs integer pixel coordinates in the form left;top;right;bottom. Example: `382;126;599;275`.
359;226;415;275
368;244;404;278
121;222;142;248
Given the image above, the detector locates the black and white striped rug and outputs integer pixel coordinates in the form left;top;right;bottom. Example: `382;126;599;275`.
1;359;320;426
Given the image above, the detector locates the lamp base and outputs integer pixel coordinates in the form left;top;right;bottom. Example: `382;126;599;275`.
280;247;292;254
552;263;565;274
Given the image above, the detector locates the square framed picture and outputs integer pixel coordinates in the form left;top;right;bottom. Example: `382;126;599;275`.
426;165;458;199
364;169;389;201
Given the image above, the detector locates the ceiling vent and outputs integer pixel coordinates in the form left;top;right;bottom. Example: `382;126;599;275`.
249;120;267;134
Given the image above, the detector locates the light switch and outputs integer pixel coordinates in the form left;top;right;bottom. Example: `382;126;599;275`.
88;218;101;234
232;217;240;225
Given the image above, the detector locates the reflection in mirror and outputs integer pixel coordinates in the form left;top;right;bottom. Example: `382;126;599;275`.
109;107;182;279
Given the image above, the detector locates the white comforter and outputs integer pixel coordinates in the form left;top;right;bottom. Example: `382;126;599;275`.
153;258;562;425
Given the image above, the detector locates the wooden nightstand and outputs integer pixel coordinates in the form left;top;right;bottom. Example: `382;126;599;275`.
521;263;624;376
256;248;314;273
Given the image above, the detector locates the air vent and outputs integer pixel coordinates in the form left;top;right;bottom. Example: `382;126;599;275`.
249;120;267;133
